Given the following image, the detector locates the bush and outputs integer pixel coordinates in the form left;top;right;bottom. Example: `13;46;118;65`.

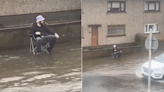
135;33;146;45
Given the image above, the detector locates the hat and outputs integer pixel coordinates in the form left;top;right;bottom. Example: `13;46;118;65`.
36;15;45;23
113;45;116;48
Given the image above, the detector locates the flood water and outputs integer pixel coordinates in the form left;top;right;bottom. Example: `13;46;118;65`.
0;41;81;92
83;50;164;92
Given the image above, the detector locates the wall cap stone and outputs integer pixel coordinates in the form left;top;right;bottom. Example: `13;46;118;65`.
0;20;81;31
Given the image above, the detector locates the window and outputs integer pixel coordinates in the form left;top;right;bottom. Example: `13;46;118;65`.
144;24;159;33
145;1;160;11
108;1;126;12
107;25;125;36
155;54;164;63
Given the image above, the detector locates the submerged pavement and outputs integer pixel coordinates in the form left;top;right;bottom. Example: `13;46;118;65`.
0;41;81;92
83;50;164;92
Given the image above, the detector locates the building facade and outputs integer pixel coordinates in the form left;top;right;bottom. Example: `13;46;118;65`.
82;0;164;47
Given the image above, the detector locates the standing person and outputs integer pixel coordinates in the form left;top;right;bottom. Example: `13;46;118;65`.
29;15;59;54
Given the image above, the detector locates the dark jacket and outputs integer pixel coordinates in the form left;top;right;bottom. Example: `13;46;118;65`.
29;23;54;37
112;47;119;53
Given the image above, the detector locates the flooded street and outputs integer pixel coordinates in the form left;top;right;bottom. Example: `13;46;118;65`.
83;51;164;92
0;41;81;92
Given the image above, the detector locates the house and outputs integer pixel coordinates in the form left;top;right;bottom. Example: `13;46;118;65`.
82;0;164;47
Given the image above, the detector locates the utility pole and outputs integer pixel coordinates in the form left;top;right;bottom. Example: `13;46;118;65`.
148;29;152;92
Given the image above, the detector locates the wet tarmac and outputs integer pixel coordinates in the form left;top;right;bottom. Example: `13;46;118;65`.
83;51;164;92
0;41;81;92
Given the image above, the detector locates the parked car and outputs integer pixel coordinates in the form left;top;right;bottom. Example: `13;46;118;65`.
141;53;164;79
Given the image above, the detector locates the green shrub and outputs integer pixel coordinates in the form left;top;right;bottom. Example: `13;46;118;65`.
135;33;146;45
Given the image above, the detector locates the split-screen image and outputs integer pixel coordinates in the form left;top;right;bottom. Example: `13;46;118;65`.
0;0;164;92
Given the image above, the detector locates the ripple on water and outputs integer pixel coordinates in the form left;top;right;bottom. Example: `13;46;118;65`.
3;56;20;61
58;72;81;78
0;77;24;83
22;71;43;76
1;81;81;92
21;73;55;82
34;74;55;79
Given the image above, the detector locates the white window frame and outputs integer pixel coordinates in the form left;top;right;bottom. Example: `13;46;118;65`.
144;23;159;34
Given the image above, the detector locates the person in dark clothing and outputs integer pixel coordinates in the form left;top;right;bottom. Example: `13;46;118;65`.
112;45;122;58
29;15;59;54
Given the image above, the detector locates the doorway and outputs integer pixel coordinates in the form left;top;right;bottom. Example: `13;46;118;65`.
91;26;98;46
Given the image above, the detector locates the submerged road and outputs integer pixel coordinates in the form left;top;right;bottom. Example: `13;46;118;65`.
0;41;81;92
83;51;164;92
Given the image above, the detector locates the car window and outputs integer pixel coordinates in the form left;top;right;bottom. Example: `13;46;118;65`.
155;54;164;63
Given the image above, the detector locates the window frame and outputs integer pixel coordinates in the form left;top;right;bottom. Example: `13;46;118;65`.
107;25;126;37
107;1;126;13
145;1;160;12
144;23;159;34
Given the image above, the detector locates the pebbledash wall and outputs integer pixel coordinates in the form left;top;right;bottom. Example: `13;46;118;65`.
0;0;81;16
82;0;164;47
0;0;81;49
0;0;81;26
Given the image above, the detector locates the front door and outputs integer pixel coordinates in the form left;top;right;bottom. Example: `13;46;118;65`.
91;26;98;46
